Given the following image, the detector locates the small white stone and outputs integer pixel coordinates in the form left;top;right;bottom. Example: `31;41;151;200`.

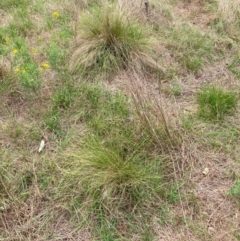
38;139;45;153
202;167;209;175
208;226;215;233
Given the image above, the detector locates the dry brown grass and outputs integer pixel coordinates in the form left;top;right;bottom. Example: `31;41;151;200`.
1;0;240;240
217;0;240;25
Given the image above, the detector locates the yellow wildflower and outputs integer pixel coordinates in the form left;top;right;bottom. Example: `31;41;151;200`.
52;11;60;18
15;67;26;74
41;62;50;70
12;49;18;55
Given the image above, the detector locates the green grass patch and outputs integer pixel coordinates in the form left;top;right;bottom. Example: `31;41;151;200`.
197;85;238;120
0;0;30;9
12;8;34;37
228;54;240;79
166;24;214;74
229;179;240;199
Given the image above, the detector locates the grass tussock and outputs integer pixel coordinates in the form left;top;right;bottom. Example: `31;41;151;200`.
70;3;162;79
59;138;161;210
197;85;238;120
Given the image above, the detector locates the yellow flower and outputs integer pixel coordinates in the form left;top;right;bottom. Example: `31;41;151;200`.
41;62;50;70
52;11;60;18
15;67;26;74
12;49;18;55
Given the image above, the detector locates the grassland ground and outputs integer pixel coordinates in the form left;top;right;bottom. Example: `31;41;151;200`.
1;0;240;240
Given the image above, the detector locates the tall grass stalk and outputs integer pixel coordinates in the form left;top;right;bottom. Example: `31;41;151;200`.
126;74;181;151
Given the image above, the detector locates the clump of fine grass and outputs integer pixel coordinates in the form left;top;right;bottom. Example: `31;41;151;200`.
197;85;238;120
58;138;161;211
70;3;162;79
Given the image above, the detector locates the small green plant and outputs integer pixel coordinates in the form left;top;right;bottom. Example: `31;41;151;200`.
229;179;240;199
70;4;161;78
44;109;61;133
172;86;181;96
12;62;40;91
53;86;75;109
166;184;180;203
197;86;238;120
46;42;66;70
228;55;240;79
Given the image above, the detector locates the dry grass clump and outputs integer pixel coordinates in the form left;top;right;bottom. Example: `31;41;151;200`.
125;73;181;151
216;0;240;37
70;3;162;79
0;65;7;80
217;0;240;25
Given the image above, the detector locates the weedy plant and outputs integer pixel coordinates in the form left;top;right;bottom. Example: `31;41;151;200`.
46;42;66;70
197;85;238;120
228;54;240;79
70;3;162;79
52;85;75;110
229;179;240;199
44;109;61;134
